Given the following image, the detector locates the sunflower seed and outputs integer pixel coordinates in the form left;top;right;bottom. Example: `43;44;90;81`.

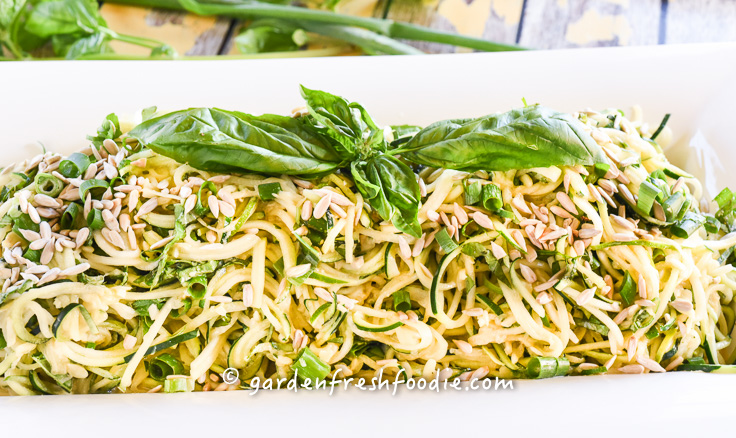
19;229;41;242
652;202;666;222
102;209;120;232
33;194;61;208
426;210;440;222
398;235;411;259
573;240;586;257
490;242;506;259
286;264;311;278
453;340;473;355
472;211;494;229
219;200;235;218
536;292;553;305
637;356;666;373
418;177;427;197
412;234;426;257
3;249;16;264
40;239;55;264
511;196;532;215
672;177;685;194
550;205;573;219
102;228;126;249
208;175;230;184
453;203;468;225
597;179;618;195
563;173;571;192
27;205;41;224
127;228;138;250
588;183;604;203
128;189;140;212
75;228;90;249
178;185;193;200
510;229;527;252
37;267;61;286
575;288;596;306
119;213;131;232
313;194;331;219
618;184;636;205
330;203;347;218
25;264;49;275
556;192;577;214
638;274;647;299
670;299;693;313
149;235;174;250
577;228;601;239
519;264;537;283
184;194;196;215
136;197;158;218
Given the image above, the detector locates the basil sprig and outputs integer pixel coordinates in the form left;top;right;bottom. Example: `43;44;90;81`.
130;87;607;237
129;108;347;177
392;105;606;172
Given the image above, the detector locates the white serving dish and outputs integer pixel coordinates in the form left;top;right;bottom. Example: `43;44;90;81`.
1;43;736;436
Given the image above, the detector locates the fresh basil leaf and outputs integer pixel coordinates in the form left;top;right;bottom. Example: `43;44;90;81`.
87;113;121;148
129;108;345;177
351;155;421;237
300;86;383;159
395;105;607;171
55;31;111;59
25;0;104;38
235;19;308;54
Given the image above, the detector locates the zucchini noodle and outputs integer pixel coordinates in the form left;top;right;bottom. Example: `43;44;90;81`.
0;104;735;396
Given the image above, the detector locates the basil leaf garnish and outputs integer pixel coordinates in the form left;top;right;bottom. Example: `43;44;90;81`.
129;108;346;177
352;155;421;238
393;104;607;171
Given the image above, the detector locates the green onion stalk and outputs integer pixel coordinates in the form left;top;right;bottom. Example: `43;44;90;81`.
105;0;526;54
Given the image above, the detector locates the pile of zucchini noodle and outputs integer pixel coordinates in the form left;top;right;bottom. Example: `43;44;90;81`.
0;104;734;396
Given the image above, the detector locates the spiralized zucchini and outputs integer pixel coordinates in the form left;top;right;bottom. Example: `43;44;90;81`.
0;104;735;396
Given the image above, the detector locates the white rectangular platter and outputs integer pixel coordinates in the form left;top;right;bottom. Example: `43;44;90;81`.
1;43;736;436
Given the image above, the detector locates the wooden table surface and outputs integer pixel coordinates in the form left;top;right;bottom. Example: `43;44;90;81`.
99;0;736;56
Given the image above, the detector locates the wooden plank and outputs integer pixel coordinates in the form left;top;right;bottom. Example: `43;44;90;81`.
665;0;736;44
100;4;231;56
383;0;523;53
519;0;661;49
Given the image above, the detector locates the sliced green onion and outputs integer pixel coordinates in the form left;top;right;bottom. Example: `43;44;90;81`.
593;163;610;177
435;228;458;253
618;271;637;307
703;215;720;234
164;377;193;393
637;180;660;215
58;153;92;178
464;180;482;205
86;209;105;230
186;276;208;299
650;113;671;141
671;211;705;238
392;289;411;312
148;353;185;381
34;173;64;197
79;179;109;200
258;182;282;201
497;209;515;219
291;347;330;382
60;203;82;230
661;191;685;221
714;187;733;210
527;357;567;379
476;294;503;315
0;330;6;349
480;183;503;211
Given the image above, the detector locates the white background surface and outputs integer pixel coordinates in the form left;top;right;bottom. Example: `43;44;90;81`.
1;43;736;436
